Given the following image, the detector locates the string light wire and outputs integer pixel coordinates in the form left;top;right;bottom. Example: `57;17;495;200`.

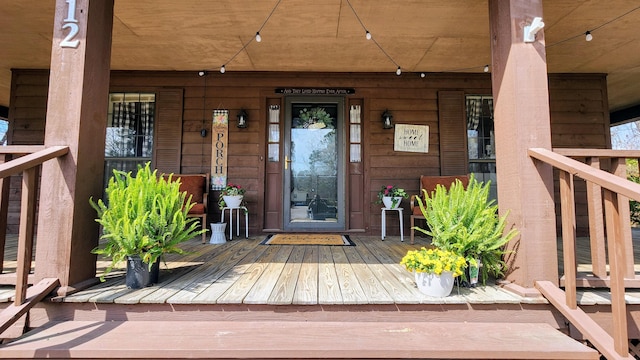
547;5;640;47
220;0;282;72
216;3;639;76
346;0;401;74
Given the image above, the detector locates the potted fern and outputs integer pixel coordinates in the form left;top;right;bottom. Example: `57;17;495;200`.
90;162;204;288
412;174;518;286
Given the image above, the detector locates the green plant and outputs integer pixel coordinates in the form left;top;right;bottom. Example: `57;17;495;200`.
400;247;467;277
375;185;409;206
217;183;246;210
413;175;518;285
90;162;203;280
628;159;639;225
298;107;334;129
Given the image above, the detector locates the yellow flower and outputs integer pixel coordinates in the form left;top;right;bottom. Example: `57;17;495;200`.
400;247;467;277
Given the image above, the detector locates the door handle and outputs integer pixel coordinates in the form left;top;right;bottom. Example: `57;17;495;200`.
285;155;292;170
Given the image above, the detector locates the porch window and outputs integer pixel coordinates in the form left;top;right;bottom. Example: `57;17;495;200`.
466;95;497;200
104;92;156;184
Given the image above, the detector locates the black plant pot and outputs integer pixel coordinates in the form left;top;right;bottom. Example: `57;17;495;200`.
126;255;160;289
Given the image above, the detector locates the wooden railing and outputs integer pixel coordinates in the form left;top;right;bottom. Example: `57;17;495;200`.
0;146;69;303
529;148;640;359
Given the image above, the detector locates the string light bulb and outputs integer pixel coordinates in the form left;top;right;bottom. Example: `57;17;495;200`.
220;65;226;74
483;64;490;73
365;30;372;40
585;31;593;41
396;67;402;76
420;73;426;78
198;71;205;77
255;32;262;42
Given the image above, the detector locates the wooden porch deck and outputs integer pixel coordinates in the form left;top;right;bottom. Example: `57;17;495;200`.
13;234;546;306
0;230;639;307
2;232;637;359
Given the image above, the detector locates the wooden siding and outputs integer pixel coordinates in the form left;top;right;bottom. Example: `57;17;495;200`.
549;75;611;235
7;70;610;236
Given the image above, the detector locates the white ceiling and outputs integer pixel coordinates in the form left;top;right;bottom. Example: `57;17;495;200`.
2;0;640;112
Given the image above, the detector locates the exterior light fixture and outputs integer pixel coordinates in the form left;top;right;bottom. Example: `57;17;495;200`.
381;110;393;129
585;31;593;41
237;109;248;128
523;16;545;43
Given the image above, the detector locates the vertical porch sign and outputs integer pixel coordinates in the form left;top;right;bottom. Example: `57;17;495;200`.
211;110;229;190
393;124;429;153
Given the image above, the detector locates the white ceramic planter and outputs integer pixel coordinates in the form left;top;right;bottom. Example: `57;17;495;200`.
414;271;455;298
223;195;243;208
382;196;402;209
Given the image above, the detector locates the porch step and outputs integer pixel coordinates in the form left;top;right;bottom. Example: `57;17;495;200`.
0;320;599;359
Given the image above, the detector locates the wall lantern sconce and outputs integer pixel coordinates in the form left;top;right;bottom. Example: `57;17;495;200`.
237;109;248;128
381;110;393;129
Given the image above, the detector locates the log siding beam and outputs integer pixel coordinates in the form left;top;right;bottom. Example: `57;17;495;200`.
34;0;114;294
488;0;558;286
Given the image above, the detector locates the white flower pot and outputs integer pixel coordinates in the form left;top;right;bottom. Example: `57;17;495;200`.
414;271;455;298
223;195;243;208
382;196;402;209
209;223;227;244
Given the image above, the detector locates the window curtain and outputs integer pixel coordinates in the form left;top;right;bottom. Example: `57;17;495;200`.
111;101;155;157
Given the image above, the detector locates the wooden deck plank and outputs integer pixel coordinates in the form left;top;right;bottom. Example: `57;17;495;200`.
165;240;263;304
342;246;394;304
292;246;319;305
243;245;294;304
190;242;270;304
0;320;599;359
317;245;343;304
267;246;305;305
215;244;283;304
356;239;423;303
359;238;425;301
135;240;251;304
331;246;368;304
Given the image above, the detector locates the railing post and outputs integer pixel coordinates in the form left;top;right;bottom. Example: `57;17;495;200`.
559;170;577;308
585;157;607;278
14;167;37;306
0;153;11;274
603;189;629;356
611;157;635;278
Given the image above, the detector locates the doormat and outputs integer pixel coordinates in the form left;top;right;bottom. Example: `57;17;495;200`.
261;234;354;246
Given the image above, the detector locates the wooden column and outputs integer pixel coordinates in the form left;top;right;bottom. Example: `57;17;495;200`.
34;0;114;294
488;0;558;287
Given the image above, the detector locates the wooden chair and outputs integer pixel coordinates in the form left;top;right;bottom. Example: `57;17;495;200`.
170;173;210;243
409;175;469;244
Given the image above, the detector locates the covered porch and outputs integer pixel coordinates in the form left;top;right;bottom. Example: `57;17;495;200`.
2;0;640;358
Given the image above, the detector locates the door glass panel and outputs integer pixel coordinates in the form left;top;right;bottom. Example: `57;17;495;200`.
285;99;344;230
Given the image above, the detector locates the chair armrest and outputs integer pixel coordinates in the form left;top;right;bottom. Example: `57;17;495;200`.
202;191;208;208
410;194;418;212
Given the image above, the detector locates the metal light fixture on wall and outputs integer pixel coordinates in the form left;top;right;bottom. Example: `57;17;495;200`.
381;110;393;129
237;109;248;128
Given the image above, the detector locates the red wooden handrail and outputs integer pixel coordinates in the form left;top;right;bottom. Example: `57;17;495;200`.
0;146;69;306
529;147;640;358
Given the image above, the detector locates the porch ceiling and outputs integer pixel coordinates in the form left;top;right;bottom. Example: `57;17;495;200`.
2;1;640;113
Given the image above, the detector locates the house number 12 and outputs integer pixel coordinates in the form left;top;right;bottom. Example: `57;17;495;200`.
60;0;80;48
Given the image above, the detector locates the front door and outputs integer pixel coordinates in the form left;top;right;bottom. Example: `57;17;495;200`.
283;97;345;231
